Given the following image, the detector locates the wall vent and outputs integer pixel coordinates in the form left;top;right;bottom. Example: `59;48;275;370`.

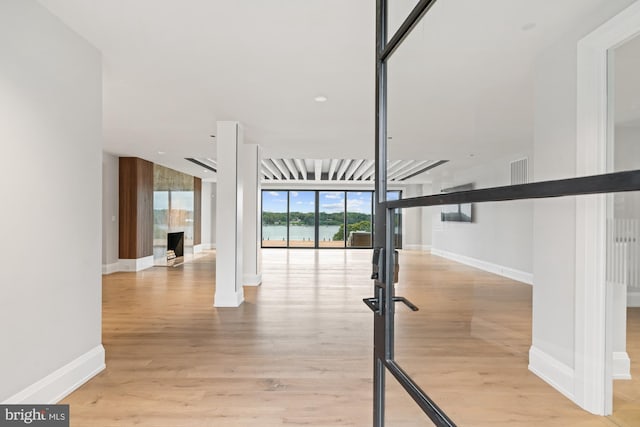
510;158;528;185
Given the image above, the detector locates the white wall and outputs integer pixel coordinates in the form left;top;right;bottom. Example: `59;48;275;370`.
614;125;640;219
420;184;434;250
431;154;534;282
214;122;244;307
0;0;104;403
403;184;433;251
201;182;216;248
102;153;119;272
242;145;262;285
531;0;637;376
403;184;422;249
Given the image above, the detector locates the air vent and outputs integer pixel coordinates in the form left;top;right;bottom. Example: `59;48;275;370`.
185;158;217;172
510;158;528;185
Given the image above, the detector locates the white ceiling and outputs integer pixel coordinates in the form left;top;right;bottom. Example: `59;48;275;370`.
37;0;633;180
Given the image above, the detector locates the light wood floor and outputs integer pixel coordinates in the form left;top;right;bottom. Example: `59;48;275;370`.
63;249;639;426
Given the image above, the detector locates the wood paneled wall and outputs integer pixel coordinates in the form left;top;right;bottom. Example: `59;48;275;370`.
194;177;202;246
119;157;154;259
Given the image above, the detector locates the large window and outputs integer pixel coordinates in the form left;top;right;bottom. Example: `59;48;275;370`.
261;191;288;247
261;190;401;249
347;192;372;247
319;191;345;248
288;191;316;247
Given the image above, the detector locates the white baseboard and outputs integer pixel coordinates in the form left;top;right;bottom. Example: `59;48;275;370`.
244;273;262;286
193;244;203;254
431;248;533;285
198;243;215;250
528;346;575;402
628;290;640;307
214;289;244;307
3;345;105;404
101;262;120;275
613;351;632;380
402;244;432;252
118;256;154;272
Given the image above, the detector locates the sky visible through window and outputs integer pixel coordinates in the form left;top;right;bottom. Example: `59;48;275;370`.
263;191;398;213
262;190;401;248
264;191;375;214
289;191;314;213
319;191;345;213
263;191;287;212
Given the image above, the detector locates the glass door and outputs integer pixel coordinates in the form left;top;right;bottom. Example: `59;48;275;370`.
367;1;640;426
347;192;373;248
262;191;288;247
318;191;346;248
288;191;316;247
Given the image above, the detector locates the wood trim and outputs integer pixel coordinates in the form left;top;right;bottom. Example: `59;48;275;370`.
119;158;137;259
194;177;202;245
119;157;153;259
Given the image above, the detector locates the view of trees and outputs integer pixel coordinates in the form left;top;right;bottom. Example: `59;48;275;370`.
262;190;401;247
262;211;372;227
332;220;371;241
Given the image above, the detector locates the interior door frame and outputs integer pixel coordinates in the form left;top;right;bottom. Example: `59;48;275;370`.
575;1;640;415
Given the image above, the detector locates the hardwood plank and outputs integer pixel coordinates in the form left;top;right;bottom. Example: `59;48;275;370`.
63;249;637;426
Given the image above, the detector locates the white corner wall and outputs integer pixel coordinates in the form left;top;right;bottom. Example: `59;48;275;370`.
241;144;262;286
530;0;637;403
102;153;119;274
614;125;640;219
403;184;432;251
201;182;217;249
0;0;104;403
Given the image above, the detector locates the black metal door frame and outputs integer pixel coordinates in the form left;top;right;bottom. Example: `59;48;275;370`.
367;1;640;426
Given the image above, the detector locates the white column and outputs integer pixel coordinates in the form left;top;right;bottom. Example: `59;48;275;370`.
214;121;244;307
243;144;262;286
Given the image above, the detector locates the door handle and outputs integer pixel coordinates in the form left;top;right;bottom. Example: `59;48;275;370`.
363;297;380;314
363;296;419;312
393;296;419;311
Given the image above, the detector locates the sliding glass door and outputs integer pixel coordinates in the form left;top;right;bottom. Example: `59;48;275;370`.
347;192;373;247
262;191;288;247
261;190;387;249
288;191;316;247
318;191;345;248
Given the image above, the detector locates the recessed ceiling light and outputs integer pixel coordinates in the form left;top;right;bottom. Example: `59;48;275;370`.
203;169;208;173
158;151;165;155
314;95;328;103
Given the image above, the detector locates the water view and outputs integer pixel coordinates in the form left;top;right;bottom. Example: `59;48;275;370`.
261;190;386;247
262;225;340;242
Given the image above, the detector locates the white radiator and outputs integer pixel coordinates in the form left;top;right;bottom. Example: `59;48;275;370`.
606;219;640;289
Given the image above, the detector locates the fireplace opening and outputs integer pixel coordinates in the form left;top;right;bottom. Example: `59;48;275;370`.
167;231;184;261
